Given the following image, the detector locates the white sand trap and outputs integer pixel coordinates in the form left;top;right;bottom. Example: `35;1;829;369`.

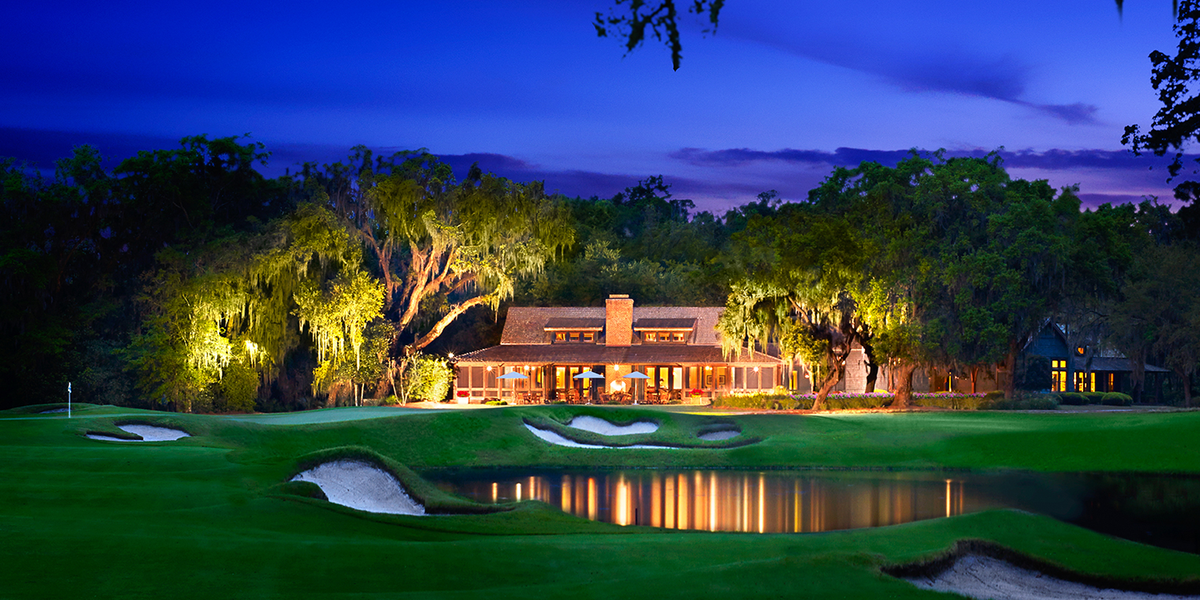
86;424;190;442
291;460;425;515
524;423;675;449
566;415;659;436
698;430;740;441
40;408;69;414
903;554;1200;600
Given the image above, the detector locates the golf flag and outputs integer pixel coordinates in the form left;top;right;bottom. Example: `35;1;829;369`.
68;382;72;394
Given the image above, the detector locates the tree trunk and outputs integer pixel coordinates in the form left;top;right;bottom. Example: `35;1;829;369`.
861;338;879;393
1182;371;1193;408
892;362;918;409
812;366;841;411
1003;342;1018;400
1130;348;1147;404
970;366;978;394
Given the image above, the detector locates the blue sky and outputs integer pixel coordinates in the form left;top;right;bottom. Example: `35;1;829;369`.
1;1;1190;213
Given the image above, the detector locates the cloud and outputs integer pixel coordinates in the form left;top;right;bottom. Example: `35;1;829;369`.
723;20;1099;125
671;145;1199;174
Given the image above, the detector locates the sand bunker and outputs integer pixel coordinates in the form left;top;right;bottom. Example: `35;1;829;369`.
524;423;675;449
86;424;190;442
566;415;659;436
291;460;425;516
40;408;69;414
903;554;1200;600
698;429;740;441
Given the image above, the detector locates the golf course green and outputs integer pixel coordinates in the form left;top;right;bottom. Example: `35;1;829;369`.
4;403;1200;598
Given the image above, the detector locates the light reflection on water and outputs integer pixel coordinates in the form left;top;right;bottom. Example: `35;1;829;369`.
435;470;994;533
432;470;1200;553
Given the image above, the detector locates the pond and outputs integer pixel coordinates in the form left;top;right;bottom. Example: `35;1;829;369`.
430;469;1200;553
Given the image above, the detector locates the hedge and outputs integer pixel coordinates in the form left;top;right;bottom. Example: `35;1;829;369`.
713;391;1002;411
1102;392;1133;406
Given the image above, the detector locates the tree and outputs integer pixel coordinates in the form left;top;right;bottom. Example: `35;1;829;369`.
718;204;870;410
1107;205;1200;405
295;150;575;389
1124;0;1200;182
594;1;724;70
127;204;366;412
597;3;1162;71
395;353;453;404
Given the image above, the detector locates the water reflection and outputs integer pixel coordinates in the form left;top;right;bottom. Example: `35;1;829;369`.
435;470;995;533
432;469;1200;553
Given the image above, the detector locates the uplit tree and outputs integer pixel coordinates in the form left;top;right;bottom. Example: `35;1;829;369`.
295;150;574;389
717;206;870;410
128;204;367;411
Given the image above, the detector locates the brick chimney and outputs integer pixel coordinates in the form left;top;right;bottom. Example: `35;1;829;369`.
605;294;634;347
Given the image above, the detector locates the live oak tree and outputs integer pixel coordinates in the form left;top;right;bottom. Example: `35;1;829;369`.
717;203;870;410
127;205;368;411
295;150;574;391
598;2;1163;70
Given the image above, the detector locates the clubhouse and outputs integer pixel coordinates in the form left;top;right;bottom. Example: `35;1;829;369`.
452;295;782;403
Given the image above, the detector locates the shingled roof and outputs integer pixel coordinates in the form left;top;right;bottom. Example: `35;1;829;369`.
633;318;696;330
455;344;779;366
500;306;725;345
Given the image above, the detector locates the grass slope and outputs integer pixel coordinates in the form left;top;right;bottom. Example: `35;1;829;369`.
3;404;1200;599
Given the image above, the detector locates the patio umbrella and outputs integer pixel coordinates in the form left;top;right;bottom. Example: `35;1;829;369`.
497;370;528;401
573;370;605;403
623;371;650;404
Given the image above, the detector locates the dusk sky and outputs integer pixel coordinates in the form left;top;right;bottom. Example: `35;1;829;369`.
2;1;1192;213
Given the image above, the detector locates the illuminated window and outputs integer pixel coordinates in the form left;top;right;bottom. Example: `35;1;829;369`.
555;332;567;342
583;332;594;343
1074;371;1092;392
569;332;580;342
1050;360;1067;392
643;331;686;343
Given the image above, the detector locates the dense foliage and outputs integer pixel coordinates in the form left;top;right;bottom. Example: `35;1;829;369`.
4;131;1200;411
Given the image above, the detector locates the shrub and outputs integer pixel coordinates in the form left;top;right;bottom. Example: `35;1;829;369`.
981;393;1059;411
713;394;801;410
1102;392;1133;406
1021;356;1053;391
485;400;508;406
398;353;454;403
1059;392;1088;406
917;392;988;410
1084;392;1105;404
715;391;987;411
218;358;259;413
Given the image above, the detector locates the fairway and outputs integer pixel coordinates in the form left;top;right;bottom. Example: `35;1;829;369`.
4;404;1200;599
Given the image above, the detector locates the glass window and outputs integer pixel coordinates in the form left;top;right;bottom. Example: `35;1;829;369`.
583;332;594;343
644;332;657;342
555;332;566;342
672;332;685;342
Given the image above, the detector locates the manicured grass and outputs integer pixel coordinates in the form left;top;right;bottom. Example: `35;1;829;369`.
3;404;1200;598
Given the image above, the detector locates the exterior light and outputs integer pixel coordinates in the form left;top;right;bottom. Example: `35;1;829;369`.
705;366;712;370
612;364;620;371
753;366;760;373
486;365;493;372
448;352;455;359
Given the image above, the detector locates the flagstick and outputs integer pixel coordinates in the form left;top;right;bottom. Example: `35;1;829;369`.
68;382;71;418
